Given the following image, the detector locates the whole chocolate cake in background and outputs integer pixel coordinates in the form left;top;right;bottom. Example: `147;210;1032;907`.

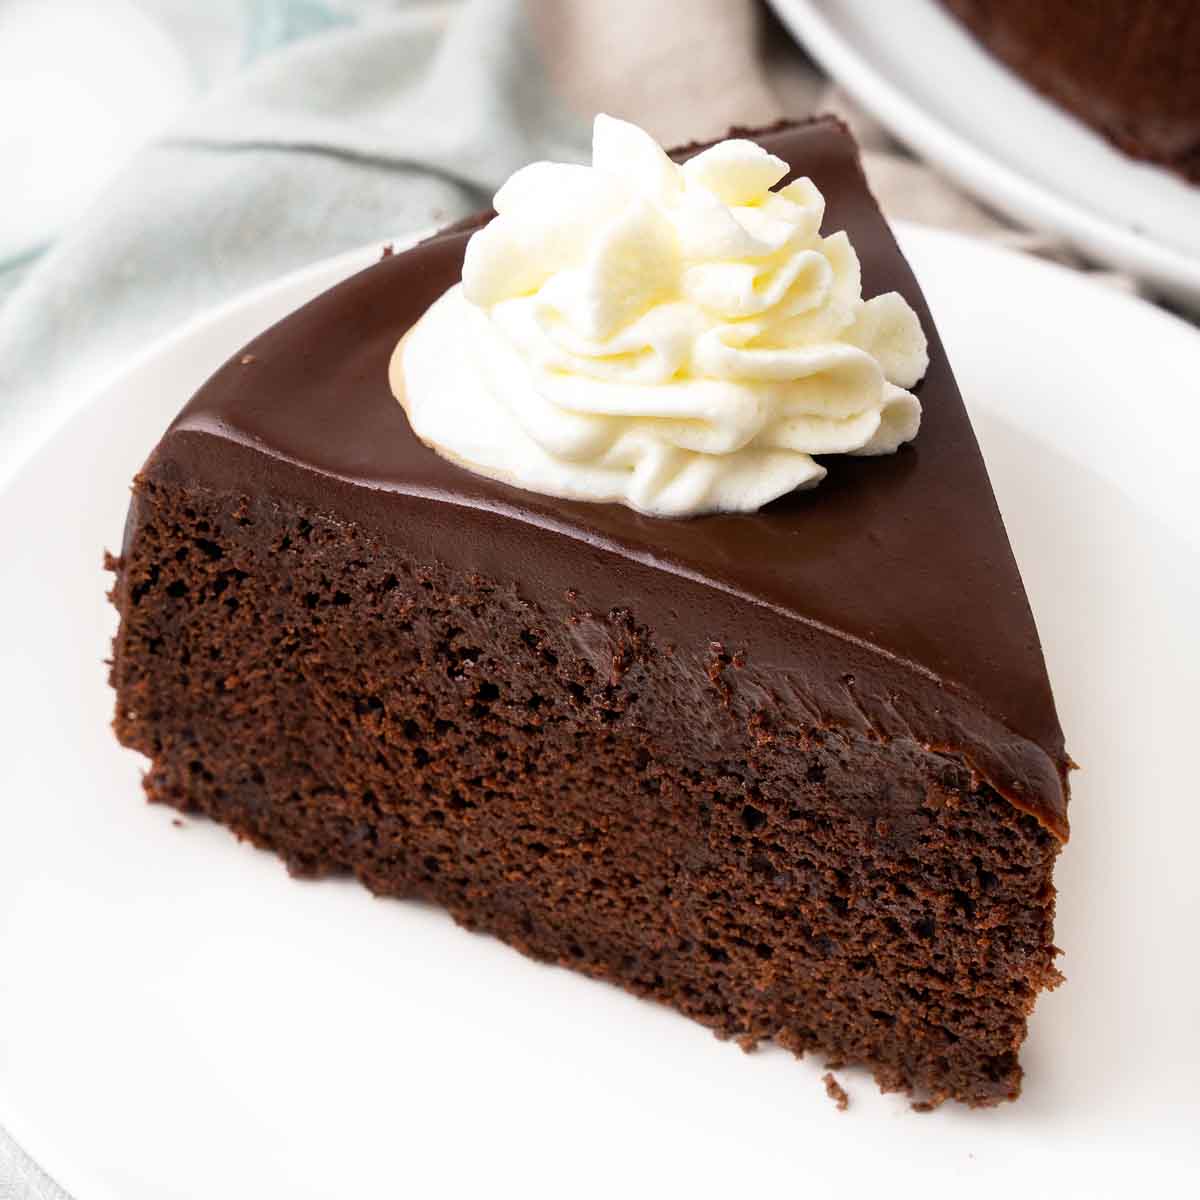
107;115;1071;1108
941;0;1200;183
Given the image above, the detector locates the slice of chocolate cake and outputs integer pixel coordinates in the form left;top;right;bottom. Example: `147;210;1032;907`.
941;0;1200;183
108;116;1070;1107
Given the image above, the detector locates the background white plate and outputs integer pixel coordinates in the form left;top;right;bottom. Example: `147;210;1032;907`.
2;227;1199;1199
768;0;1200;311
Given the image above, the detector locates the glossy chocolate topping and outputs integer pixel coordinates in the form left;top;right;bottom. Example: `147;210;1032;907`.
150;118;1070;837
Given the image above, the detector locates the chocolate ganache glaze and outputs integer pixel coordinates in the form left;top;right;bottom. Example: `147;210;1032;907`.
142;117;1070;838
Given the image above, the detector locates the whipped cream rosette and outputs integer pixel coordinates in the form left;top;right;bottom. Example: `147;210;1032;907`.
393;115;928;517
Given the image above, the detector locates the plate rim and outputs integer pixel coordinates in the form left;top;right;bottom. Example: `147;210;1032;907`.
0;231;431;498
0;1102;117;1200
767;0;1200;305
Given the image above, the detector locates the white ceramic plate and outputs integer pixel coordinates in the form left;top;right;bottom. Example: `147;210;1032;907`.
2;227;1199;1199
768;0;1200;311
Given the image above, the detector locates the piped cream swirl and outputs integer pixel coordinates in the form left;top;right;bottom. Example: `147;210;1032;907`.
393;115;928;517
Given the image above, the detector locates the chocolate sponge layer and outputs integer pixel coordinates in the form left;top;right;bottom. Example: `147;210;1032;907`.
109;475;1061;1106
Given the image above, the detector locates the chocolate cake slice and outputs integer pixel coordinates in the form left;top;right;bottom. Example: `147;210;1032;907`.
941;0;1200;182
108;117;1070;1107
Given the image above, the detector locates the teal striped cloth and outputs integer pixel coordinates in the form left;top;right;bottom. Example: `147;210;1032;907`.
0;0;585;485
